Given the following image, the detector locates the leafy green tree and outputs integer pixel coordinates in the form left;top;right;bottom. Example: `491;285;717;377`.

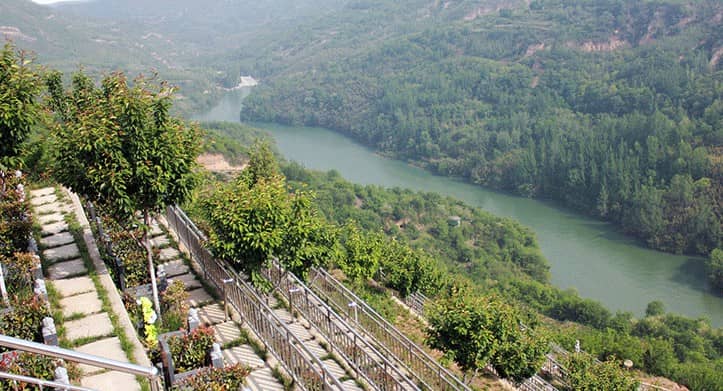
0;43;41;184
338;221;384;282
563;354;638;391
426;288;547;383
707;248;723;290
204;150;333;282
645;301;666;317
49;71;201;317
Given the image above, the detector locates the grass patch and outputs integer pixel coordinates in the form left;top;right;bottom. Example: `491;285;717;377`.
271;364;294;391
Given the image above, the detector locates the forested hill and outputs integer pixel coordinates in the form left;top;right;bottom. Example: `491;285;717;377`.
240;0;723;257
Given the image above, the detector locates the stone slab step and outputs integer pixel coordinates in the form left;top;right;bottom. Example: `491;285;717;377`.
47;258;87;280
30;193;57;206
81;371;141;391
43;243;80;263
197;304;226;326
185;288;213;307
150;235;170;248
246;367;285;391
41;221;69;237
34;202;71;215
323;358;348;379
52;276;95;297
150;222;164;237
285;321;314;342
75;337;129;375
159;260;189;277
342;379;365;391
40;231;75;249
64;312;114;342
158;247;180;261
60;291;103;318
303;342;328;359
222;345;265;368
272;308;294;324
30;187;55;198
171;273;202;290
37;212;65;225
211;321;242;346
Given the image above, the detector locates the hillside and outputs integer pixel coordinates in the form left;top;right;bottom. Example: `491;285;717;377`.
239;0;723;257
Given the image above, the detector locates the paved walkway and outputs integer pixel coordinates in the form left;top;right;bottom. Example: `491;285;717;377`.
149;220;289;391
31;187;141;391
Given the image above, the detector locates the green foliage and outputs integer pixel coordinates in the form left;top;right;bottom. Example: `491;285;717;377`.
0;352;56;391
49;71;202;221
562;354;638;391
0;42;41;170
671;360;723;391
204;152;332;279
426;288;547;382
171;364;251;391
140;297;158;348
0;174;32;257
242;0;723;256
161;280;190;331
645;300;666;317
337;222;384;282
200;122;273;166
167;327;215;373
707;248;723;290
0;295;51;344
1;252;40;298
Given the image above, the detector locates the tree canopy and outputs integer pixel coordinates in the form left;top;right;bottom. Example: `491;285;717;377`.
0;43;41;172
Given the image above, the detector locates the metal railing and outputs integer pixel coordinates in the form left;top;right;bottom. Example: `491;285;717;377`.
0;372;98;391
307;266;470;391
0;334;162;391
165;206;345;391
263;264;421;391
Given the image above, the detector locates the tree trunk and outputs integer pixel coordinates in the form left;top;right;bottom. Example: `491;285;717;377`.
144;210;162;324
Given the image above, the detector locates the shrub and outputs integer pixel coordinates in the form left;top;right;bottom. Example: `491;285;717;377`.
171;364;251;391
0;175;32;258
2;252;39;296
0;352;55;391
563;354;638;391
0;295;50;345
168;326;215;373
161;280;189;331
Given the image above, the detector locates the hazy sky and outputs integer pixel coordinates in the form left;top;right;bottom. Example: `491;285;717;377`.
31;0;84;4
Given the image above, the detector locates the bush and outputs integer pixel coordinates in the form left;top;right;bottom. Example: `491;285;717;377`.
0;295;50;345
0;175;32;258
168;327;215;373
563;354;638;391
0;352;55;391
161;280;189;331
171;364;251;391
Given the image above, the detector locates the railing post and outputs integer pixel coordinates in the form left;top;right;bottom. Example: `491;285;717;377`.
222;278;234;322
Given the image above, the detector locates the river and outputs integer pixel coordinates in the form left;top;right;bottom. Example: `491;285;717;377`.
194;88;723;326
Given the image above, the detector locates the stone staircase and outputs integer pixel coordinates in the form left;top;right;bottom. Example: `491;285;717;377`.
148;221;289;391
157;215;366;391
30;187;141;390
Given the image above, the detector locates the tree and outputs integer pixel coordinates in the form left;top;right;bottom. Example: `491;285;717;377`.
426;288;547;383
49;71;201;318
563;354;638;391
645;300;666;317
338;221;384;282
0;43;41;189
707;248;723;290
204;148;333;282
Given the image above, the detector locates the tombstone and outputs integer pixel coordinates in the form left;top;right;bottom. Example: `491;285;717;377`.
34;279;48;302
157;265;168;292
574;339;581;353
43;317;58;346
187;308;199;331
54;366;69;390
210;343;223;368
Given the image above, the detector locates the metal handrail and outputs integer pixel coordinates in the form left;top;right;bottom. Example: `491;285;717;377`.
308;266;470;391
165;206;345;391
263;264;421;391
0;335;161;391
0;371;99;391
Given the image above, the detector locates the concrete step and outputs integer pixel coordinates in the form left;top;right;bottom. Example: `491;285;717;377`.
64;312;114;343
43;243;81;264
30;187;55;198
171;273;202;290
81;371;141;391
52;276;95;297
196;304;226;326
159;259;189;277
185;288;213;307
211;321;243;346
60;291;103;318
39;231;75;249
47;258;87;280
222;345;265;368
37;212;66;225
41;221;69;236
30;193;57;206
75;337;129;375
245;367;285;391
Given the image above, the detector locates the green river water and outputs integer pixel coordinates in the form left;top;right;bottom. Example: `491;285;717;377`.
194;89;722;326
